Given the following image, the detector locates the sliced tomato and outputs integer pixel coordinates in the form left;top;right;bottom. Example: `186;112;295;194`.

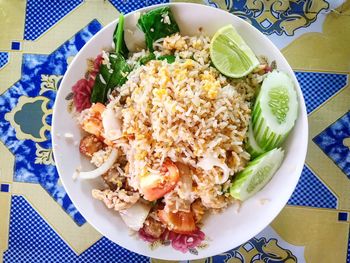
158;210;197;234
140;160;180;201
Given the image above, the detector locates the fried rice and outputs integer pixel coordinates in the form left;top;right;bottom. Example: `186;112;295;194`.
77;33;266;231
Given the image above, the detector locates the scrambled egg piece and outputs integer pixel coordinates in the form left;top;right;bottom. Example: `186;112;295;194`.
153;87;167;98
135;150;147;161
158;67;170;88
183;59;194;68
200;72;221;99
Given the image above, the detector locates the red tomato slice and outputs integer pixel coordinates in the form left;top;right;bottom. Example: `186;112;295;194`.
158;210;197;234
140;160;180;201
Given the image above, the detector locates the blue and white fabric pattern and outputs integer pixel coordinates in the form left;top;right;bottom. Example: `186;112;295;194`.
24;0;83;40
0;20;102;225
288;165;337;208
109;0;168;14
3;196;149;263
295;72;347;114
314;111;350;179
0;52;9;69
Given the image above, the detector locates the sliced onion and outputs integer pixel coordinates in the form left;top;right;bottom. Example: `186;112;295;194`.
124;12;146;52
102;107;122;141
176;162;193;201
78;149;118;180
197;154;230;184
119;202;151;231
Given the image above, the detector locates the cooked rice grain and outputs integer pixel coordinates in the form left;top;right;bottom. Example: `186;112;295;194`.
104;34;262;210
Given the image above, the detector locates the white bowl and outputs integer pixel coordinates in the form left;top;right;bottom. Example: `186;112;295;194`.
52;3;308;260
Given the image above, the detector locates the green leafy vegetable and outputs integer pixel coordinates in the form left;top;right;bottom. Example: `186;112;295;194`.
91;53;131;103
91;8;180;103
107;53;131;90
91;65;111;103
137;6;180;51
139;53;176;65
157;55;175;63
113;14;129;58
139;53;156;65
91;14;132;103
90;77;104;103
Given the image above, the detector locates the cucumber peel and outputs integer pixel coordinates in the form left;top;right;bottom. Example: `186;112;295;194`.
230;148;284;201
252;71;298;150
246;121;265;158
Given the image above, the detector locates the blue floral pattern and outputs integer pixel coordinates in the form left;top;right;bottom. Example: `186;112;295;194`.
211;237;297;262
313;112;350;179
0;20;102;225
231;0;329;36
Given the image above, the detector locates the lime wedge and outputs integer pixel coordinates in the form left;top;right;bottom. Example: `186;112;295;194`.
230;148;284;201
210;24;259;78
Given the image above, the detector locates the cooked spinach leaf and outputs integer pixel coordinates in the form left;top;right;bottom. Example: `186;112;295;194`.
113;14;129;58
139;53;156;65
157;54;175;63
91;65;111;103
107;53;131;90
91;53;131;103
90;77;105;103
137;6;179;51
91;14;132;103
139;53;176;65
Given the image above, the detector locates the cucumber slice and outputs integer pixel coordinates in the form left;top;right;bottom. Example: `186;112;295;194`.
252;71;298;150
230;148;284;201
246;121;265;158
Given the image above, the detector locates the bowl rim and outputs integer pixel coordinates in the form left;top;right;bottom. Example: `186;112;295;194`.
52;2;308;260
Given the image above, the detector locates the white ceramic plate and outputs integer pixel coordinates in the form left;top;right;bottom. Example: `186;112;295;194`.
52;3;308;260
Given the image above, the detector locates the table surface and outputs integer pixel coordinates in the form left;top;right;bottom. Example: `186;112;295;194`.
0;0;349;262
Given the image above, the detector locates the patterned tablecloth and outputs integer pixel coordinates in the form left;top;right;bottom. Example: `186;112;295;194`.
0;0;349;262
